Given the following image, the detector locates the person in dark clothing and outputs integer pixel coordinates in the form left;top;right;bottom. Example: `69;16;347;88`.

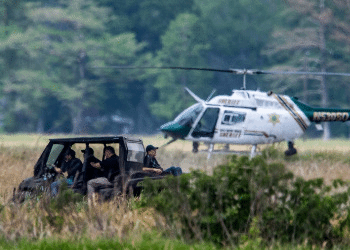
51;149;82;197
143;145;163;174
70;147;101;194
82;147;103;181
87;146;120;199
143;145;182;176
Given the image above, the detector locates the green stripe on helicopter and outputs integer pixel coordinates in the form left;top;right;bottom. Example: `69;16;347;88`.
291;97;350;122
160;121;191;138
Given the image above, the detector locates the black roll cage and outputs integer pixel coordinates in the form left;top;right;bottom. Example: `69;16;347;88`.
34;136;145;179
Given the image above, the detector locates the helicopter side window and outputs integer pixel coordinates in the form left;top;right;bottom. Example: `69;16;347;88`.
256;99;282;109
192;108;220;138
223;115;231;123
221;111;246;125
175;103;203;127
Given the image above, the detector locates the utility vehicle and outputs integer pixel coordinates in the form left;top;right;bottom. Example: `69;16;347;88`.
13;136;166;202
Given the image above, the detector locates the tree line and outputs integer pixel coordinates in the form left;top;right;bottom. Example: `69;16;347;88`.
1;0;350;137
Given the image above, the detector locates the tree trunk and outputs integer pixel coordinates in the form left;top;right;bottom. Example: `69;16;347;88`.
70;49;87;134
71;105;85;134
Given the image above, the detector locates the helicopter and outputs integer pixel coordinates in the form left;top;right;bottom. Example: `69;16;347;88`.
100;66;350;158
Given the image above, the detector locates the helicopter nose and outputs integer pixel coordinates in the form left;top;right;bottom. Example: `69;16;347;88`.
160;121;191;139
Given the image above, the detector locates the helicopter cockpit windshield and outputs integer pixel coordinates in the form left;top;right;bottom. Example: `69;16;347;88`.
174;103;203;127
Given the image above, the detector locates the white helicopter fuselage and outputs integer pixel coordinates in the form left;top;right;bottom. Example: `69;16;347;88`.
160;86;350;157
103;65;350;156
183;90;311;145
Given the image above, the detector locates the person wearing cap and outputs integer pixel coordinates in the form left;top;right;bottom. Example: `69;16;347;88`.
87;146;120;201
143;145;182;176
81;147;103;181
50;148;83;197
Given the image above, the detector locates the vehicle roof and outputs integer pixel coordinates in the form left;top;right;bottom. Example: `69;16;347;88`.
49;136;143;144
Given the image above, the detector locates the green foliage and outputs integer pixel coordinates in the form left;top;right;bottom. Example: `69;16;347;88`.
140;155;350;246
1;0;350;136
41;183;85;232
150;13;211;120
49;183;85;212
194;0;279;57
261;145;284;159
0;232;218;250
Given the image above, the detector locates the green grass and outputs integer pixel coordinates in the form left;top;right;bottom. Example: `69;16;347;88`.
0;234;218;250
0;235;345;250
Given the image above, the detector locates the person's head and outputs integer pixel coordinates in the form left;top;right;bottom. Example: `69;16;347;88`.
104;146;115;159
146;145;158;157
81;147;94;156
65;148;76;161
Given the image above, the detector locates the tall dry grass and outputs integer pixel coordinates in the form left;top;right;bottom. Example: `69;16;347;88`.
1;134;350;196
0;195;169;241
0;134;229;241
0;134;350;241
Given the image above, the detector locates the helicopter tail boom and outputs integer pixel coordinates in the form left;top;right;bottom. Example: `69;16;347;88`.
292;97;350;122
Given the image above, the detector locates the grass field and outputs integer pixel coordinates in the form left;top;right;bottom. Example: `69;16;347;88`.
0;134;350;249
1;134;350;194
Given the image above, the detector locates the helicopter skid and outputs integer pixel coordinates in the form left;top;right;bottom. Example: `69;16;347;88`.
198;149;261;156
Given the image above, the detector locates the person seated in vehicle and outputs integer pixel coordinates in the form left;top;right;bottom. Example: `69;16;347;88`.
143;145;182;176
87;146;120;200
82;147;102;182
70;147;101;194
50;148;83;197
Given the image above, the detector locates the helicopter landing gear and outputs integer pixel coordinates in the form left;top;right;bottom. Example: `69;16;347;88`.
250;144;257;159
207;143;214;160
192;142;199;153
285;141;297;156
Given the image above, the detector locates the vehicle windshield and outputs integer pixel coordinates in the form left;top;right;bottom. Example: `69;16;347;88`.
174;103;203;126
46;144;65;169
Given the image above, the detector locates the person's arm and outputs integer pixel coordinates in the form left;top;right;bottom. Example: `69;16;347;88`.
142;167;162;174
53;160;68;174
54;166;62;173
91;161;102;170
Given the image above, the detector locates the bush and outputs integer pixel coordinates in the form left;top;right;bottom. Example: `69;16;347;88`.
140;155;350;247
40;183;85;232
49;183;85;212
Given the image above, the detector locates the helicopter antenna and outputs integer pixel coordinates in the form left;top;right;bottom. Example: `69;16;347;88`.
206;89;216;102
243;74;247;90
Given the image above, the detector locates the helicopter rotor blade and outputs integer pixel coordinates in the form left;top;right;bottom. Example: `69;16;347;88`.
254;70;350;77
94;65;350;77
95;65;235;73
184;87;204;103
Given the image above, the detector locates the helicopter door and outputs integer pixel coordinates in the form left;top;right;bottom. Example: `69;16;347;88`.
192;107;220;138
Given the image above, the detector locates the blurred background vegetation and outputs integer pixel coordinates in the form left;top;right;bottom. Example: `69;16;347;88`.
1;0;350;138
